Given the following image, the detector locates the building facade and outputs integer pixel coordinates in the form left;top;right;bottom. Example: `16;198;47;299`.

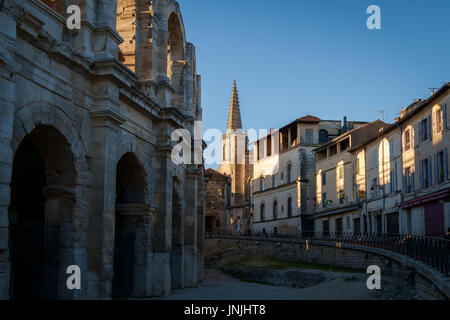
0;0;204;300
314;120;387;234
314;83;450;238
204;169;231;233
250;116;365;234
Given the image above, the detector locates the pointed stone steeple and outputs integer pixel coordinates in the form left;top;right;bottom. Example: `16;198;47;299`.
226;80;243;130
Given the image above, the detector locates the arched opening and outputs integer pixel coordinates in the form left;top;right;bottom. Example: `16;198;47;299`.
287;197;292;217
260;203;265;222
167;13;185;110
273;200;278;220
113;152;146;299
9;125;76;300
171;177;184;289
116;0;138;71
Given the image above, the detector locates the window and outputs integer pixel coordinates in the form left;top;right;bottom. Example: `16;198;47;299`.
273;174;277;188
404;167;414;193
338;189;344;204
267;135;272;157
287;197;292;217
404;128;412;151
273;201;278;220
420;158;431;188
389;170;396;193
322;172;326;185
372;149;378;169
322;192;327;208
305;129;313;144
287;164;292;183
420;117;430;142
322;220;330;233
260;176;265;191
319;129;328;144
435;150;446;184
371;178;378;198
260;203;265;222
434;108;443;134
355;158;360;175
330;144;337;156
335;218;343;234
338;166;344;180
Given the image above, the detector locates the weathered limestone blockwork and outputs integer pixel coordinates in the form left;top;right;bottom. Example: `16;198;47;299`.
0;0;203;300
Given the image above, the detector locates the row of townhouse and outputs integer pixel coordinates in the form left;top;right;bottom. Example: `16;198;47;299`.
315;83;450;237
249;116;367;234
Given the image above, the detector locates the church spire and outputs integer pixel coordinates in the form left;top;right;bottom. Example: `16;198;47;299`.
226;80;243;130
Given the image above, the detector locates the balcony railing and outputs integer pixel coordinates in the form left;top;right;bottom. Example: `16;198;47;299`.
206;231;450;276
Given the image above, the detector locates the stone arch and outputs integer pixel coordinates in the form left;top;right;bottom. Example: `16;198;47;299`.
113;151;152;298
167;11;186;111
13;102;90;187
260;201;265;222
9;103;89;299
287;195;293;217
272;198;278;220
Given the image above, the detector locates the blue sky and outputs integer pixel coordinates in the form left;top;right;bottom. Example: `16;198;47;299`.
179;0;449;138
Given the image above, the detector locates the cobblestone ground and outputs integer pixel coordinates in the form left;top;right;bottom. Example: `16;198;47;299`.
153;269;415;300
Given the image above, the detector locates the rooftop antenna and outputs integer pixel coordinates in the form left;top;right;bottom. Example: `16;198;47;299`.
377;110;385;122
428;88;438;96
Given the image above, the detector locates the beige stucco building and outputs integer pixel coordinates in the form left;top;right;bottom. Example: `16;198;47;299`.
314;120;387;233
314;83;450;238
250;116;366;234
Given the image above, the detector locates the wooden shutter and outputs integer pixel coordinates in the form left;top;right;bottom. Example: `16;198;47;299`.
419;160;424;189
428;156;432;186
434;153;439;184
444;104;447;129
444;148;448;181
419;121;423;143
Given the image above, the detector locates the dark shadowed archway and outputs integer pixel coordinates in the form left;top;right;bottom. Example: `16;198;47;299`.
9;125;77;300
113;152;148;298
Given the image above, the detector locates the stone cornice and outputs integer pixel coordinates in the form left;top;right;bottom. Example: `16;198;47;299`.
90;109;127;126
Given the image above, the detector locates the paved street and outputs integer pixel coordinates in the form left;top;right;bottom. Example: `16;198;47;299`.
155;269;377;300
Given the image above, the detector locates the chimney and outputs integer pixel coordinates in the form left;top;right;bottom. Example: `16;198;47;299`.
343;116;348;133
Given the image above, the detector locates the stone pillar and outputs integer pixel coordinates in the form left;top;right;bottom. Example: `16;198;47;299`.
197;181;205;283
0;7;18;300
43;186;87;300
93;0;122;61
152;147;173;296
183;170;198;287
87;109;125;299
116;204;154;298
171;181;185;289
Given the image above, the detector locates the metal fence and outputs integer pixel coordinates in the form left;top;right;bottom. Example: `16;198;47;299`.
9;220;60;300
206;230;450;277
